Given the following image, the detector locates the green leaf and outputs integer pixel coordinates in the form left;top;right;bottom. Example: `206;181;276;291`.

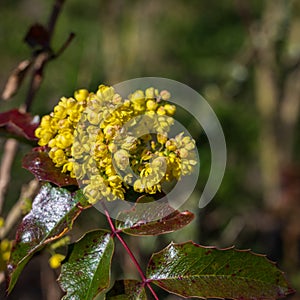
7;183;87;293
115;196;194;236
58;230;114;300
146;241;294;299
106;280;147;300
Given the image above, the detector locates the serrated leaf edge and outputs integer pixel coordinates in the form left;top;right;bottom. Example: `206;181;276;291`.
146;240;295;299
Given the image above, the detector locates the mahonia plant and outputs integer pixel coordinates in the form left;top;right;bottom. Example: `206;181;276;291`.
0;85;295;299
35;85;196;203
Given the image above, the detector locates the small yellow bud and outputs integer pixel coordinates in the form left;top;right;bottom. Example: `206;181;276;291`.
56;130;73;149
49;254;65;269
146;100;158;111
157;133;168;144
164;104;176;115
97;85;115;101
112;93;122;105
74;89;89;102
145;87;156;99
114;149;130;171
179;148;189;158
40;115;52;127
2;251;10;261
157;106;166;116
133;179;144;192
0;239;10;252
160;90;171;100
108;143;117;153
166;140;177;152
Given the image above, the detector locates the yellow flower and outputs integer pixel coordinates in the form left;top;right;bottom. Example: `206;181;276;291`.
0;239;12;271
114;149;130;171
0;217;5;228
49;148;67;167
55;129;73;149
160;90;171;100
96;84;115;101
49;253;65;269
35;85;197;204
164;104;176;115
146;100;158;111
74;89;89;102
35;127;54;146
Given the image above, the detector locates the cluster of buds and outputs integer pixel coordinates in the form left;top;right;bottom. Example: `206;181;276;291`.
35;85;197;204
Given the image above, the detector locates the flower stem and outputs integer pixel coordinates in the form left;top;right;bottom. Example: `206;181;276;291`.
104;209;159;300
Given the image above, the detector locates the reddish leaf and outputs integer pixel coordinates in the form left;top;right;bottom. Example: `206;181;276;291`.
24;23;50;48
0;109;39;140
2;60;32;100
22;149;78;187
115;196;194;236
7;184;88;293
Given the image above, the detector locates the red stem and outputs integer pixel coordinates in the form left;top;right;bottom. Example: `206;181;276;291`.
104;209;159;300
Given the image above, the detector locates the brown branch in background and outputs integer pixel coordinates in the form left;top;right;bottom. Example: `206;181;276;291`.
252;1;286;209
24;52;51;112
2;0;74;111
234;0;255;34
0;139;19;215
0;0;74;236
48;0;66;41
0;179;39;285
0;179;39;240
235;0;300;277
1;60;32;101
54;32;75;58
279;67;300;163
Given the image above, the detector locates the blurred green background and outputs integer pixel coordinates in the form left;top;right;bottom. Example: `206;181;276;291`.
1;0;300;299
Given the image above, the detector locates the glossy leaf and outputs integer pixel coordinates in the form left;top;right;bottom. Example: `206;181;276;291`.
7;184;87;293
23;149;78;187
0;109;39;141
58;230;114;300
146;241;294;299
106;280;147;300
116;196;194;236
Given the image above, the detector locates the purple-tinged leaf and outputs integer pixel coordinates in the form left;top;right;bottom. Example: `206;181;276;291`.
7;184;88;293
115;196;194;236
22;149;78;187
0;109;39;141
58;230;114;300
146;241;295;299
24;23;50;48
106;280;147;299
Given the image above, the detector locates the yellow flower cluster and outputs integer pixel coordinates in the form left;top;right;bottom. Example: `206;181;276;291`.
0;239;12;271
35;85;197;204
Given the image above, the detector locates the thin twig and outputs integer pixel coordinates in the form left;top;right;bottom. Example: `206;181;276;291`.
54;33;76;58
24;0;73;112
104;209;159;300
48;0;66;40
0;139;19;215
0;179;39;286
24;51;51;112
0;179;39;240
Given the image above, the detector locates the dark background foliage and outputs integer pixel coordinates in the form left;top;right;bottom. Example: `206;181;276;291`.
0;0;299;299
